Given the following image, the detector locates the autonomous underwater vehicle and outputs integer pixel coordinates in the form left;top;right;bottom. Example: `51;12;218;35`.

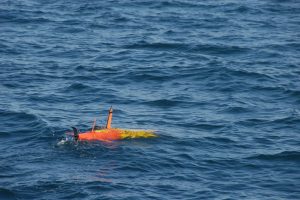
70;107;156;142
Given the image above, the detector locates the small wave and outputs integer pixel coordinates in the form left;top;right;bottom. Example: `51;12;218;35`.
1;109;39;123
262;42;300;53
238;114;300;127
60;191;88;199
88;22;108;29
0;12;52;24
124;41;189;51
123;41;250;56
285;89;300;99
191;43;250;55
0;131;11;138
0;109;49;138
0;44;21;55
73;65;117;73
225;5;261;14
127;73;173;82
156;1;203;8
144;99;181;108
175;153;196;161
234;5;251;13
115;164;150;173
250;85;284;94
223;67;274;80
270;115;300;125
178;122;226;131
53;26;86;34
221;106;251;114
64;82;95;92
56;138;70;146
248;151;300;162
204;136;236;144
0;188;17;200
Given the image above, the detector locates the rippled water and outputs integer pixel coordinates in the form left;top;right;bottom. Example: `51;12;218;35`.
1;0;300;199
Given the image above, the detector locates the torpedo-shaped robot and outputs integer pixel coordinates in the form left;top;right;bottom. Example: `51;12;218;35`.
71;107;156;141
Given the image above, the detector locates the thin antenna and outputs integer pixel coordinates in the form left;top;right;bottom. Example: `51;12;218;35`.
92;118;96;132
99;105;102;121
106;106;113;129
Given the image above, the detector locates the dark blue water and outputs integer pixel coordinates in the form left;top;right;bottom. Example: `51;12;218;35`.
1;0;300;199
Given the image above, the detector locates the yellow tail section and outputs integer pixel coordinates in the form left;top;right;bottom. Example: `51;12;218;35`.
120;130;156;139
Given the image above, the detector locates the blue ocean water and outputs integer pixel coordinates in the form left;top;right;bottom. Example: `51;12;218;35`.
1;0;300;199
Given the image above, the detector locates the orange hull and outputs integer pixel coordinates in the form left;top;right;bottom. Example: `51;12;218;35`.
71;107;156;141
78;129;122;141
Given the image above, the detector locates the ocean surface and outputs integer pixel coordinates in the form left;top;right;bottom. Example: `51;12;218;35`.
1;0;300;199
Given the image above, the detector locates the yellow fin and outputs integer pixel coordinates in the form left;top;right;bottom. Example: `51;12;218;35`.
120;129;156;139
